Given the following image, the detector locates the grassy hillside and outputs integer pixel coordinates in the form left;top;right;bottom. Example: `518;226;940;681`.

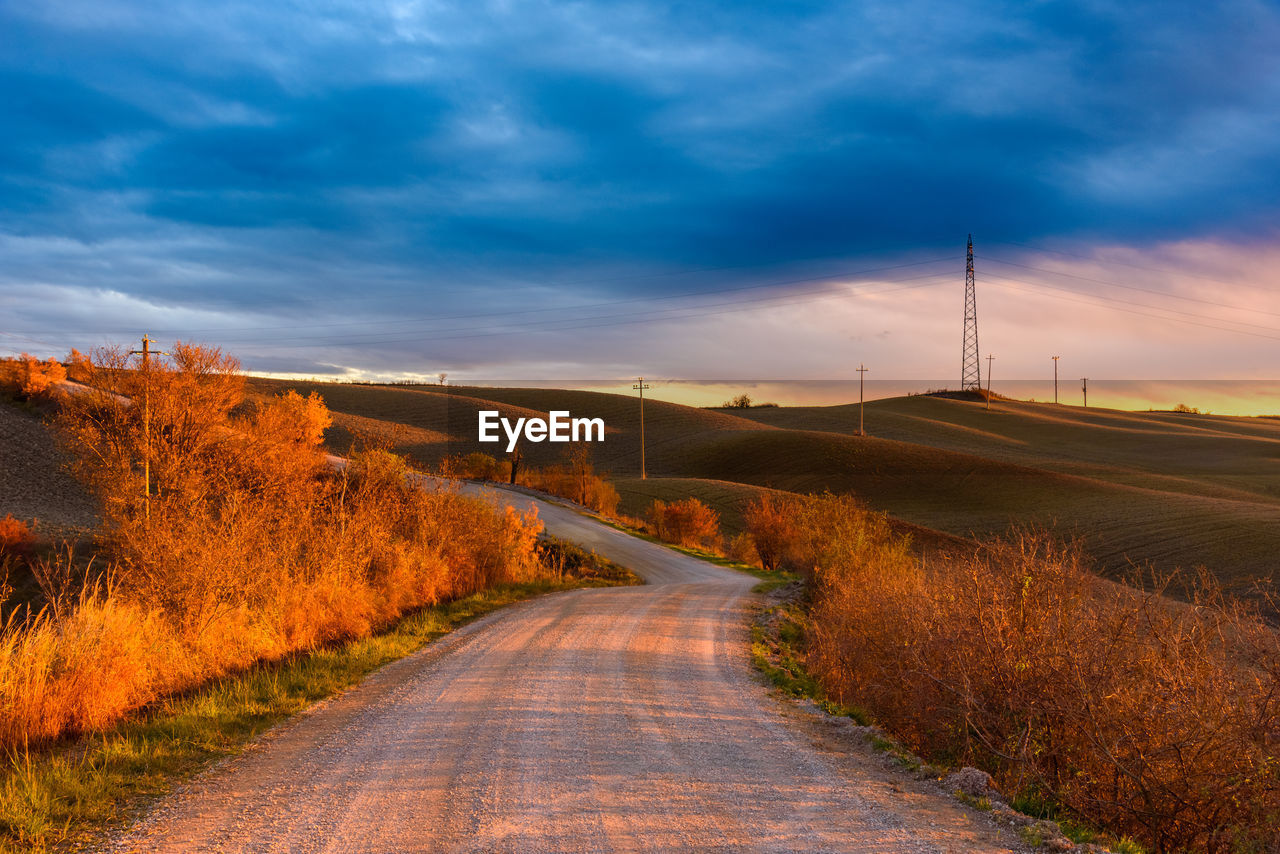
678;428;1280;592
247;378;769;474
727;394;1280;505
250;380;1280;595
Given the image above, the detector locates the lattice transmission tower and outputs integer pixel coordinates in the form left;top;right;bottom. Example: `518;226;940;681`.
961;234;981;391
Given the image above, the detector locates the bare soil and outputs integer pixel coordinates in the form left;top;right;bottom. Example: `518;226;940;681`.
0;401;97;536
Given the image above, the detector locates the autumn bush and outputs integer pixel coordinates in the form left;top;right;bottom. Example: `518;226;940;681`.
646;498;721;551
0;343;548;750
742;493;803;572
0;516;35;563
782;492;1280;852
0;354;67;400
444;451;511;483
725;532;759;567
473;446;621;517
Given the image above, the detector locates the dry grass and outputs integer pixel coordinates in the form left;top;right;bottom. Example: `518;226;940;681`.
766;493;1280;853
0;566;638;854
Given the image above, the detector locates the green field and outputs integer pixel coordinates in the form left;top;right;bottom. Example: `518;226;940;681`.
249;379;1280;596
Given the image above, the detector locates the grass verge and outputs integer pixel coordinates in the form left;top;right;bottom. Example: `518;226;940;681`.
0;569;638;853
749;599;870;725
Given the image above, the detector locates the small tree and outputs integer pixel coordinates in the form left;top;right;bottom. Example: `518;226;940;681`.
0;354;67;400
743;493;801;572
66;348;91;383
568;445;593;506
647;498;720;550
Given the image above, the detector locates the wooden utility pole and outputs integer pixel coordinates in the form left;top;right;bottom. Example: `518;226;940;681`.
633;377;650;479
129;335;166;520
856;364;869;436
1052;355;1060;403
985;354;995;411
1082;377;1089;408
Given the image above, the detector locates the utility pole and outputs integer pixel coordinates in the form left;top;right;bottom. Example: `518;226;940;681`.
1082;377;1089;408
985;354;995;410
129;335;167;520
1052;356;1060;404
633;377;650;479
856;364;869;436
961;235;981;391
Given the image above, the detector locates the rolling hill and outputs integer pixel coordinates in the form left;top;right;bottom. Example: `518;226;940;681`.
247;379;1280;595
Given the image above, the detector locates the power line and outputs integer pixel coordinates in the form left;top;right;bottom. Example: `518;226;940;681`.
985;354;994;411
856;363;869;436
633;377;650;479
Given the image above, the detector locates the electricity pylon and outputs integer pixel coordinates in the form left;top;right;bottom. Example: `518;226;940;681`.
961;235;981;391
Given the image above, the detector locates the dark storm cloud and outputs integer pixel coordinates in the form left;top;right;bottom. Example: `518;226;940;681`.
2;0;1279;373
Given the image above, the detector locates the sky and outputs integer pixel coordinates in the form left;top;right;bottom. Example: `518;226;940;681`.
3;0;1280;409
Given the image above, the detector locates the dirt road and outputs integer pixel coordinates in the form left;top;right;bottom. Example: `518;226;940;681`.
107;485;1019;853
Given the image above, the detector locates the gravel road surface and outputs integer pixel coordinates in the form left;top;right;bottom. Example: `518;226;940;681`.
107;484;1018;853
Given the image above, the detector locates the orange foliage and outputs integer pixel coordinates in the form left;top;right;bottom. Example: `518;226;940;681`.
453;447;622;518
725;532;759;567
646;498;720;551
443;451;511;483
0;354;67;400
66;348;91;383
788;492;1280;852
742;493;802;572
0;343;548;751
0;516;35;561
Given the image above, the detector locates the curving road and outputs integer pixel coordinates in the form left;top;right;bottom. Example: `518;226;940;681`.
107;485;1018;853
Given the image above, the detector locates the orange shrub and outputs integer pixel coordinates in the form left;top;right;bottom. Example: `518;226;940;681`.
742;493;802;572
517;448;620;517
0;343;551;751
726;532;759;567
646;498;721;551
0;516;35;561
445;451;511;482
793;492;1280;852
65;348;91;383
0;354;66;400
